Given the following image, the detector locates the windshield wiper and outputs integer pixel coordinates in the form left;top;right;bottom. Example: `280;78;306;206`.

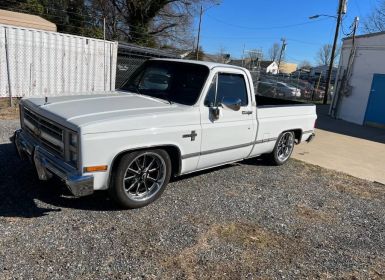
120;85;173;105
130;84;141;95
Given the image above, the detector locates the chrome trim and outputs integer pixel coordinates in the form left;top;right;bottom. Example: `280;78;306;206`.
21;105;80;170
306;133;315;143
242;111;253;115
181;137;278;159
14;130;93;197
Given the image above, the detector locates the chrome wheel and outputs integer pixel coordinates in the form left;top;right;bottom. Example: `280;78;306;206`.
276;132;295;162
123;152;166;202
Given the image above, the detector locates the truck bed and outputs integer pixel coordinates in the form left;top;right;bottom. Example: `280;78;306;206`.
256;95;307;107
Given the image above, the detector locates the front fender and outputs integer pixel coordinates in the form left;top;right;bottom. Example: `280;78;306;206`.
80;126;201;190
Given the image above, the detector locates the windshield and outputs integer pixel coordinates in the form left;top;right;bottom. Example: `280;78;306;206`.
120;60;210;105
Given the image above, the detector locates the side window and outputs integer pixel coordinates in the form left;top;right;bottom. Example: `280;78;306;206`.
204;73;249;107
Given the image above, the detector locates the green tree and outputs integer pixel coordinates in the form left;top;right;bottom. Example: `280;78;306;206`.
2;0;102;38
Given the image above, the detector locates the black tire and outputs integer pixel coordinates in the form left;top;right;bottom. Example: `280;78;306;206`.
264;131;295;166
109;149;172;209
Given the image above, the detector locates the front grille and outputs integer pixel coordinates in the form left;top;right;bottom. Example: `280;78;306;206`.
23;107;64;157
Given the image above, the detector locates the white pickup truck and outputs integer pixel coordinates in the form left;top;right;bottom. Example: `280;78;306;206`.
14;59;316;208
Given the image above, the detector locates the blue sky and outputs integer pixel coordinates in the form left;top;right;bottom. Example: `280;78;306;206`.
195;0;376;65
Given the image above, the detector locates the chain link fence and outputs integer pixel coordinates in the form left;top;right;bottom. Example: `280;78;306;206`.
115;43;179;88
252;71;333;104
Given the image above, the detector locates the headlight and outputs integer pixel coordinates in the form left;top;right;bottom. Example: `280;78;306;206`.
68;132;79;167
70;151;78;162
70;133;78;147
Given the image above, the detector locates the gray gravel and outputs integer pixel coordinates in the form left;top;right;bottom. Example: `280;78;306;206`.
0;119;384;279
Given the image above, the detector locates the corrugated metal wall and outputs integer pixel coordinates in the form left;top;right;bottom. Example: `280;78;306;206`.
0;24;117;97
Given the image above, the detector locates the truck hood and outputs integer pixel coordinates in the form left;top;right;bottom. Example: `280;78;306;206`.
22;92;198;134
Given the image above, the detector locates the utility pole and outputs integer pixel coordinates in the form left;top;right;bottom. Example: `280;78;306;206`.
331;16;359;117
351;16;359;48
323;0;345;105
196;5;203;60
313;72;323;101
277;38;286;74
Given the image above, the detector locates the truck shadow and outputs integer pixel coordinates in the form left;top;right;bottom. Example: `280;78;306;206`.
0;143;118;218
0;142;271;218
171;156;271;182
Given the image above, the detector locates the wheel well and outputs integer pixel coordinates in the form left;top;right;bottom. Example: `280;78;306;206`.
109;145;182;182
292;129;302;144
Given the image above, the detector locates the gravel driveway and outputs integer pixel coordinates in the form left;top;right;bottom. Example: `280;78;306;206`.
0;120;384;279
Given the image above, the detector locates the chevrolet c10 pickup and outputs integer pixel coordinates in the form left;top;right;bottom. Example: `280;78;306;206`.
14;59;316;208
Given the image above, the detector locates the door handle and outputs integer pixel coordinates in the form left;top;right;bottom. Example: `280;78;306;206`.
242;111;253;115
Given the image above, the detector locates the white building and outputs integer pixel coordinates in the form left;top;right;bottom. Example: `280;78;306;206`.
331;31;385;127
260;61;279;74
310;65;337;81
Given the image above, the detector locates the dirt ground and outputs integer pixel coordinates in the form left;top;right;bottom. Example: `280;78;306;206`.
1;120;384;279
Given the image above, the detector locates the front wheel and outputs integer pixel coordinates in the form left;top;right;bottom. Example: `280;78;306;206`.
109;149;171;209
264;131;295;165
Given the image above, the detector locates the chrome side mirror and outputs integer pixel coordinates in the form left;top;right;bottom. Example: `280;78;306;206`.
221;97;242;111
210;106;221;121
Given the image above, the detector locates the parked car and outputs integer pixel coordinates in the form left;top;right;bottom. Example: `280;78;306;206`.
276;82;301;97
257;81;276;96
14;59;317;209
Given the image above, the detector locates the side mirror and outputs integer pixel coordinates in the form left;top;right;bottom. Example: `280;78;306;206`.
221;97;242;111
210;106;221;121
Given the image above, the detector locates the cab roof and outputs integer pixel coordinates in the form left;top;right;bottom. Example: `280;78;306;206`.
150;58;247;71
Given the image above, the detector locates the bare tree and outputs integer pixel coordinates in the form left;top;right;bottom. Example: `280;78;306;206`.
92;0;218;47
268;43;280;61
90;0;121;40
317;44;331;65
363;1;385;33
316;44;340;66
248;49;263;69
216;47;230;63
299;60;312;70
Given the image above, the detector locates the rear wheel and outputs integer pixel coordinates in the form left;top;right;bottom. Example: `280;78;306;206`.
264;131;295;165
109;149;171;209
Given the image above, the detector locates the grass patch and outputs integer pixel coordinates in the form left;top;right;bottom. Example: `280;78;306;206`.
295;204;335;224
162;222;306;279
0;98;20;120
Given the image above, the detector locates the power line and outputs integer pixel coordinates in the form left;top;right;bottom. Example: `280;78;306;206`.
341;15;355;36
0;5;194;38
200;34;322;44
0;1;199;33
206;14;330;30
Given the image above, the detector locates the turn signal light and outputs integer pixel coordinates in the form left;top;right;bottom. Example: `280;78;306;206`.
84;165;108;172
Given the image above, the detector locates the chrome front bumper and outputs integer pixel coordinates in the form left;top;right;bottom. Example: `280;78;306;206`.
13;129;94;197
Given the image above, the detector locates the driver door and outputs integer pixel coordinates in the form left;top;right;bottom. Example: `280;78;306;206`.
197;69;255;169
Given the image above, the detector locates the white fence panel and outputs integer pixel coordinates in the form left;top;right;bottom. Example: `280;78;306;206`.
0;24;117;97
